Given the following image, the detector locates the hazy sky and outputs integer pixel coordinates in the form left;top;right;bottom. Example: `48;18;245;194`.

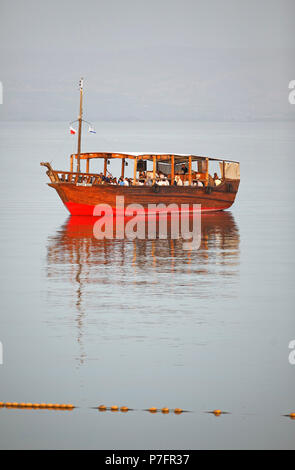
0;0;294;120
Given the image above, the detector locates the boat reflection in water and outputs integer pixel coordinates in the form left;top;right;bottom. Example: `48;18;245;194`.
46;212;240;365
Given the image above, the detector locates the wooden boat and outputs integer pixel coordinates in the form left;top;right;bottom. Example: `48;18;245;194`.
41;79;240;215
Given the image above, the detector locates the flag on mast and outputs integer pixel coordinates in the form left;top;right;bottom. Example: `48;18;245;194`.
70;126;77;135
88;125;96;134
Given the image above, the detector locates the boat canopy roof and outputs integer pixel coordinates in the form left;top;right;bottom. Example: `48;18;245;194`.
71;152;239;164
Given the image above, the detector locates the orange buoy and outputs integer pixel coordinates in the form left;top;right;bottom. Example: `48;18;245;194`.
148;407;158;413
46;403;54;408
5;403;12;407
0;402;4;407
32;403;40;408
11;402;19;407
111;405;119;411
213;409;222;416
290;412;295;419
161;407;169;413
25;403;33;408
65;404;74;409
174;408;183;414
98;405;107;411
120;406;129;412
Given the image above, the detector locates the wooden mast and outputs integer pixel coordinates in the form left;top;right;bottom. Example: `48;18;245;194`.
77;78;83;173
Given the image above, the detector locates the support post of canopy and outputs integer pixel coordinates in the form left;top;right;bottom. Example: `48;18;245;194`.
104;158;107;177
133;157;137;185
153;155;156;183
121;158;125;179
70;155;73;172
222;160;225;180
171;155;174;185
188;156;192;186
86;158;90;173
205;158;209;186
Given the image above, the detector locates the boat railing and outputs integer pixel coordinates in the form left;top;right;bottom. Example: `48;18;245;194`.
41;164;101;185
53;170;102;185
41;163;231;189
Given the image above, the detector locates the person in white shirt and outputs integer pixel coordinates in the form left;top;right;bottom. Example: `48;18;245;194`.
213;173;221;186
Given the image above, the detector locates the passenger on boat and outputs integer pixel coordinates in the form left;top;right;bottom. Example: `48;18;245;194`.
194;176;203;187
208;174;215;186
158;177;169;186
213;173;221;186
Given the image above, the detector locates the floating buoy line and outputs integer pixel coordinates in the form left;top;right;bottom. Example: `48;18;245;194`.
0;402;294;418
0;402;75;410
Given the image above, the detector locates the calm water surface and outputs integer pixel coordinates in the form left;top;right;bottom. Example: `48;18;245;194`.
0;121;295;449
